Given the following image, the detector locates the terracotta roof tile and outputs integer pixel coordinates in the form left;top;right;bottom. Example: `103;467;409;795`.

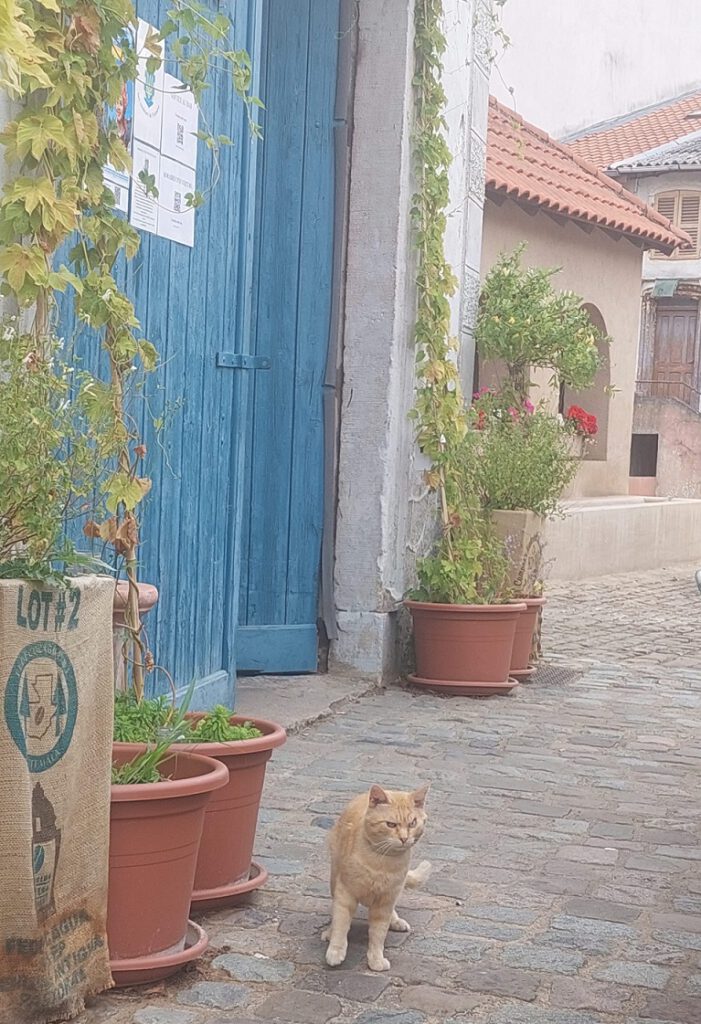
567;89;701;168
486;98;689;254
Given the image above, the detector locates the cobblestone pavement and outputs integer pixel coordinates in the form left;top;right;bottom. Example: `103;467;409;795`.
83;564;701;1024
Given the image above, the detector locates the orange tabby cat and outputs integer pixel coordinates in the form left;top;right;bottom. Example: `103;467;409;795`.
323;784;431;972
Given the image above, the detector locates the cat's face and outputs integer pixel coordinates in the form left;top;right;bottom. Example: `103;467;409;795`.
363;784;429;854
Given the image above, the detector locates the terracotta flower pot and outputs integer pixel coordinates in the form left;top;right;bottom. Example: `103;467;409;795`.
510;597;547;679
108;744;229;987
112;581;159;627
405;600;526;697
172;715;287;911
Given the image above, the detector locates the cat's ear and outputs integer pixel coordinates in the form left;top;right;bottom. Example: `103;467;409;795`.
369;784;389;806
412;784;430;809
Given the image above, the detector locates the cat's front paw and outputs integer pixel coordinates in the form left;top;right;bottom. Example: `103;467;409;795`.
389;916;411;933
320;926;331;942
367;952;391;972
325;943;347;967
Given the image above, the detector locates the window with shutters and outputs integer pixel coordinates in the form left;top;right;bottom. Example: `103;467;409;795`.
652;190;701;259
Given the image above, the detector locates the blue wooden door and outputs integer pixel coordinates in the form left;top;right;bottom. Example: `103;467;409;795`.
237;0;340;673
62;0;338;690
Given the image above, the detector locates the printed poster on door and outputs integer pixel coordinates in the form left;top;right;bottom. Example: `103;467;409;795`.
130;140;160;236
133;19;164;151
162;74;199;171
157;156;196;247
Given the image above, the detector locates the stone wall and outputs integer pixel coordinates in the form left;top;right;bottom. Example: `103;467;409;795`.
634;395;701;499
332;0;491;676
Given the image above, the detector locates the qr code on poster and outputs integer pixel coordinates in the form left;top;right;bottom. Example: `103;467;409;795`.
174;191;182;213
176;123;184;147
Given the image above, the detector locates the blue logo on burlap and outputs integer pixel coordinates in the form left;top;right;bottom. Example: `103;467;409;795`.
4;642;78;772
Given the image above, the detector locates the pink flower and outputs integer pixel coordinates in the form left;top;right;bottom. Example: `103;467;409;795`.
523;398;535;414
508;406;519;420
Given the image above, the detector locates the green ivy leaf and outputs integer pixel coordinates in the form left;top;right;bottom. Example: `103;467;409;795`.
103;472;152;513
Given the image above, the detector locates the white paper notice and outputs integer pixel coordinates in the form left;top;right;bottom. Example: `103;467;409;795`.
157;156;196;247
130;141;160;235
134;19;164;150
161;74;199;170
103;170;129;214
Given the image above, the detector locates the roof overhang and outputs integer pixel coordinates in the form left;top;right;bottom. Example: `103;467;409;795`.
485;186;683;256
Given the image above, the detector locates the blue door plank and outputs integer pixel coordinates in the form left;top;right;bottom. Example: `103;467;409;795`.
237;625;318;674
237;0;338;672
222;0;265;681
285;0;339;627
243;0;311;628
155;213;191;683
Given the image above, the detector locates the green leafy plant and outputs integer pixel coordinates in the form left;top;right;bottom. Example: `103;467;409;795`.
113;690;174;743
114;693;259;746
189;705;261;743
111;735;177;785
112;678;196;782
470;390;579;518
414;517;509;604
0;315;117;579
0;0;260;699
475;245;605;398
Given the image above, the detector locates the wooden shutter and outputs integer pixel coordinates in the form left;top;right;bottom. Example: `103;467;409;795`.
679;192;700;256
656;192;677;222
652;190;701;259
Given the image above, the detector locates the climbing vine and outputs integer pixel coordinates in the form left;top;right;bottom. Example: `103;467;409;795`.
0;0;258;696
410;0;511;603
412;0;464;519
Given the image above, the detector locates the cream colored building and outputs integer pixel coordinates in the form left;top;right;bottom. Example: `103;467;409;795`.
569;92;701;502
480;100;701;578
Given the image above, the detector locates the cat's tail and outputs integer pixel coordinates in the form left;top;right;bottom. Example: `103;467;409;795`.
405;860;432;889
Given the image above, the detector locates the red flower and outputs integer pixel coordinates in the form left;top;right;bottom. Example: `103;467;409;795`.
565;404;598;437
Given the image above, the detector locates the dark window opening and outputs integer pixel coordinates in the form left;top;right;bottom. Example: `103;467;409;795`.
630;433;659;477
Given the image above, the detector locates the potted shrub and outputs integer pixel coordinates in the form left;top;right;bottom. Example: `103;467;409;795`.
115;696;286;911
473;247;607;672
405;453;526;696
470;389;580;676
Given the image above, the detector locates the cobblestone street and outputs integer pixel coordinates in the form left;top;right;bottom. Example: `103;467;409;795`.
86;564;701;1024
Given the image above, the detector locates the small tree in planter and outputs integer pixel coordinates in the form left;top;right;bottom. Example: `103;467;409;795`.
475;245;605;402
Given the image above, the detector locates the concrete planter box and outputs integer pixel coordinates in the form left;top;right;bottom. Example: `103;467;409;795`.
491;510;546;594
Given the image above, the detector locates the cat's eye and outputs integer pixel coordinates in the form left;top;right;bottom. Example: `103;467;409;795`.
386;821;397;828
409;818;417;828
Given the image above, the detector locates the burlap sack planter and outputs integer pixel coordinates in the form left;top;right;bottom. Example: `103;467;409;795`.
0;575;114;1024
108;744;228;987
